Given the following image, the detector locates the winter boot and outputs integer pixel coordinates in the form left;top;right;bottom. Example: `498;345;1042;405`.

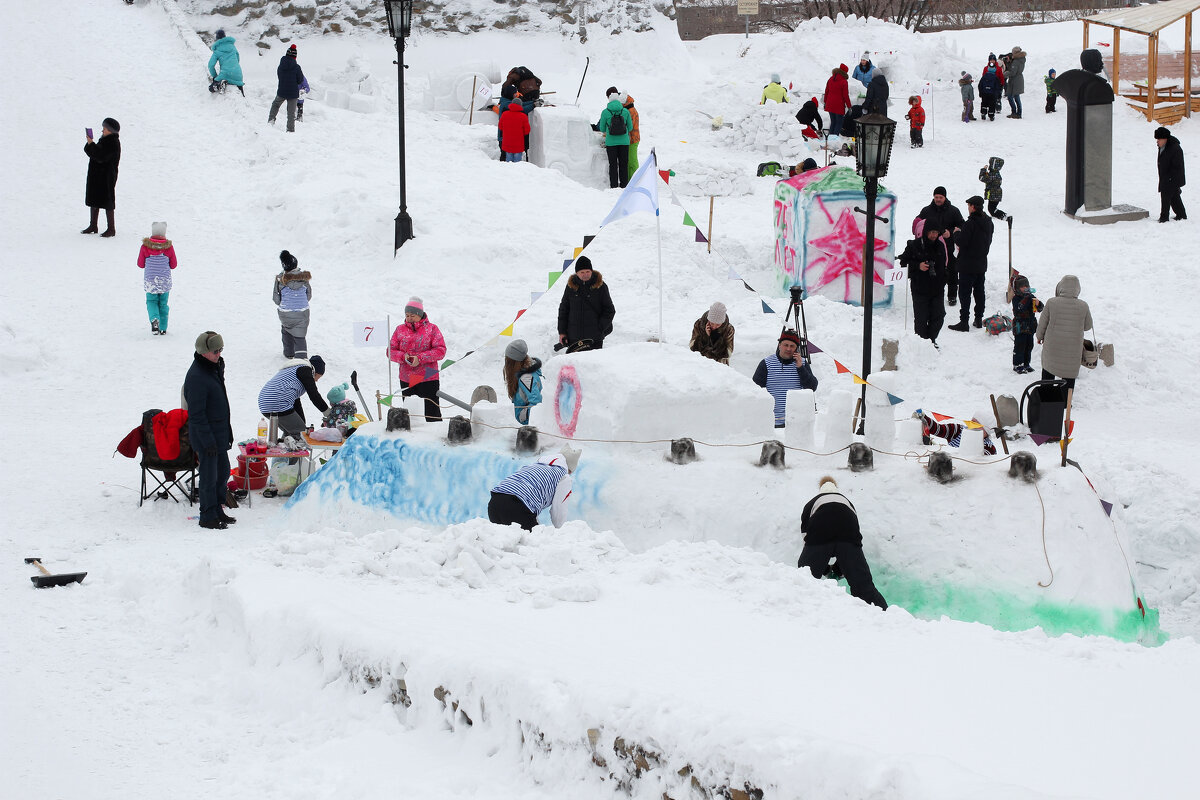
100;209;116;238
151;318;160;334
81;207;99;234
296;105;304;121
948;321;970;332
973;317;983;329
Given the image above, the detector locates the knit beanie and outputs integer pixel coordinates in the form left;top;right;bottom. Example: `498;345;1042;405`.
151;221;167;238
1154;126;1171;139
195;330;224;355
706;302;727;325
818;475;838;493
770;73;781;84
405;296;426;318
778;330;801;346
933;185;947;197
574;255;593;273
327;382;349;404
838;63;849;74
215;29;226;40
860;52;870;61
102;117;120;133
505;339;529;361
1048;69;1056;76
279;250;299;271
287;44;298;57
309;355;326;375
989;52;997;60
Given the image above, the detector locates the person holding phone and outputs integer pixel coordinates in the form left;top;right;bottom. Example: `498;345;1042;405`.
82;118;121;237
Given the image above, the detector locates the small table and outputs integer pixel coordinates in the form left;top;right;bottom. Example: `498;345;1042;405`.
237;442;310;507
301;432;344;467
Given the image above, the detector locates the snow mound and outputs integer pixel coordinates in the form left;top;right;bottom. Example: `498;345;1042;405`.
717;103;816;161
668;159;754;197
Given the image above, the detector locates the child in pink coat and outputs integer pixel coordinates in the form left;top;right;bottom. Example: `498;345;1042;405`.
137;220;177;335
388;296;447;421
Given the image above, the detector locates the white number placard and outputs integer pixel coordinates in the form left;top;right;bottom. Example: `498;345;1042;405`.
354;320;388;347
883;267;907;286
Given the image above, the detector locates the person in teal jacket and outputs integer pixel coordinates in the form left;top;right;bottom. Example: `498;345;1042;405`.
208;30;244;96
597;98;632;189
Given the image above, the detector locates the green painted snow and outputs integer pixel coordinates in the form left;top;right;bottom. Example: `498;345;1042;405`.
779;165;892;196
868;572;1165;645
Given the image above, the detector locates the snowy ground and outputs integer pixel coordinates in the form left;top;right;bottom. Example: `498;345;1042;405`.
2;1;1198;797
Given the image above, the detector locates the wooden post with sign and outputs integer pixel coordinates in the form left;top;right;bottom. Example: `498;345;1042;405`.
737;0;758;39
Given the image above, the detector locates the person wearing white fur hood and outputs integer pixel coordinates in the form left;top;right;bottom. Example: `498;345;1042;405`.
489;448;581;531
797;476;888;610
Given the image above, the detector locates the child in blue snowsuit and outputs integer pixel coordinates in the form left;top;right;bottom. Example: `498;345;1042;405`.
503;339;543;425
1011;275;1043;374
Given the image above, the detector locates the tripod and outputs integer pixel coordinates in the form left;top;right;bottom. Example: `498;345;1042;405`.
782;285;811;362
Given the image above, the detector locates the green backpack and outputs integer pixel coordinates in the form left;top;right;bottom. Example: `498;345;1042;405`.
756;161;785;177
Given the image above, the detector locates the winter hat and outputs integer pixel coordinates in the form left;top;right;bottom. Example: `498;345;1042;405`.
706;302;727;326
818;475;839;493
1013;275;1030;292
606;86;619;99
800;157;818;172
562;445;582;473
574;255;593;273
404;296;426;318
215;29;226;40
1154;126;1171;140
771;73;781;83
988;52;997;61
505;339;529;361
102;117;120;133
966;195;985;208
933;186;948;197
778;330;802;346
860;52;870;62
618;92;629;105
309;355;326;376
1048;68;1056;77
287;44;297;57
810;97;819;106
151;221;167;238
195;330;224;355
279;250;299;271
326;382;349;404
838;63;849;74
961;72;973;82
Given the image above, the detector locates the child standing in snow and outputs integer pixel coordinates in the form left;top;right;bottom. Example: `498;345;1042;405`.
1010;275;1043;374
497;100;530;162
979;157;1009;222
1044;69;1058;113
905;95;925;148
502;339;543;425
959;72;976;122
137;221;177;335
273;250;312;359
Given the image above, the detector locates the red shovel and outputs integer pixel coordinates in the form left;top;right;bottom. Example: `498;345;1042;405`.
25;557;87;588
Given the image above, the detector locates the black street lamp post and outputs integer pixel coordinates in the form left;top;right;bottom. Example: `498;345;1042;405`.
384;0;415;253
851;113;896;432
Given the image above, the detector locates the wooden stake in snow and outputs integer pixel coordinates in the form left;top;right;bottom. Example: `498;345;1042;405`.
707;196;715;254
1061;387;1074;466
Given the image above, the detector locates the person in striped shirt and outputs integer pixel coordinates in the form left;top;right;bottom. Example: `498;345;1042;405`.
752;330;818;428
257;355;328;440
488;448;581;531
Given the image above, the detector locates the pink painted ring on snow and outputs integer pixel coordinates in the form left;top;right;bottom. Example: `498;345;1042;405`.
554;365;583;438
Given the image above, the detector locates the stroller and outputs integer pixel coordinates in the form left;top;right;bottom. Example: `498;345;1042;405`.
1020;380;1071;440
116;408;197;506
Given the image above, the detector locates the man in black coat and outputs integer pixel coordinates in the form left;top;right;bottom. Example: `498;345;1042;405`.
184;331;235;530
268;44;306;132
82;118;121;237
797;476;887;610
1155;126;1187;222
917;186;965;305
899;220;947;345
557;256;616;351
948;196;994;331
864;72;889;115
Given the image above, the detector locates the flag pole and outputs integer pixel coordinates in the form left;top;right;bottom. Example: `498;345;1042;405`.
655;149;663;344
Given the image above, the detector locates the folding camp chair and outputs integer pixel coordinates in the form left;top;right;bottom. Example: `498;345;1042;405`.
138;408;197;507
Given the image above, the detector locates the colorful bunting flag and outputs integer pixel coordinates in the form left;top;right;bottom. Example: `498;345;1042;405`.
379;394;395;407
1067;420;1075;437
964;420;983;430
583;235;595;248
695;229;708;243
931;412;952;422
1101;500;1114;517
807;342;823;354
682;213;695;227
741;280;755;292
530;291;544;303
852;375;867;385
887;392;903;405
726;265;740;281
514;309;527;320
548;270;563;289
761;300;774;314
439;359;456;369
500;324;514;336
834;360;850;374
573;247;584;258
1029;434;1053;446
658;169;671;183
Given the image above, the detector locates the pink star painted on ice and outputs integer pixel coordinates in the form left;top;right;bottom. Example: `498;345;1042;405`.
806;205;890;302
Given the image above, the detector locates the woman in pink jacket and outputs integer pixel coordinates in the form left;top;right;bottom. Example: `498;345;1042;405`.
389;296;447;421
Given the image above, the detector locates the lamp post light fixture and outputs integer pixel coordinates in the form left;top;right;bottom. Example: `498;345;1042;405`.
384;0;415;253
851;112;896;432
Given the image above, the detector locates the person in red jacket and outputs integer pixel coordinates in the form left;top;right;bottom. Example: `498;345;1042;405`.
497;101;531;163
823;64;853;136
904;95;925;148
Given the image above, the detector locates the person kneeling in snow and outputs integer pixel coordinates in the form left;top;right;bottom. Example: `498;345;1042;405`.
798;476;887;610
753;330;817;428
489;448;581;531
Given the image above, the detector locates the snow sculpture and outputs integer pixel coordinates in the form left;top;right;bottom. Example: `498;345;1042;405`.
784;388;816;450
528;106;608;190
317;55;379;114
773;165;896;306
425;62;501;116
819;389;856;452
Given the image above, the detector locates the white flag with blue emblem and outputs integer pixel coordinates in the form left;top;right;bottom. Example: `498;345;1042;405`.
600;149;660;227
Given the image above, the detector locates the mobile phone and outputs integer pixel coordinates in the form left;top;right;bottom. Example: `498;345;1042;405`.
86;127;93;139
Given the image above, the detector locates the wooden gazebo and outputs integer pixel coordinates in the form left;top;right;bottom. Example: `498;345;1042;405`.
1082;0;1198;125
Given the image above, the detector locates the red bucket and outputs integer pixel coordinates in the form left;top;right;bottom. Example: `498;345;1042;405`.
230;454;269;490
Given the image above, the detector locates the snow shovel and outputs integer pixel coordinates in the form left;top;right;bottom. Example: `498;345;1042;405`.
350;370;373;422
25;557;87;588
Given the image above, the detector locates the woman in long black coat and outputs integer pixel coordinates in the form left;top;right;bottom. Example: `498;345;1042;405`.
82;117;121;237
557;256;615;351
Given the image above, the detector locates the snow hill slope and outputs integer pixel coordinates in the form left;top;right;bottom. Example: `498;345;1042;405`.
2;1;1199;798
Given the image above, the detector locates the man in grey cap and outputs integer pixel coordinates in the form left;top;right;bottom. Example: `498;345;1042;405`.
184;331;235;529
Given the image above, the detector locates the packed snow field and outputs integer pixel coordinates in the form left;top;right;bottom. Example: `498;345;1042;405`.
2;1;1198;797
